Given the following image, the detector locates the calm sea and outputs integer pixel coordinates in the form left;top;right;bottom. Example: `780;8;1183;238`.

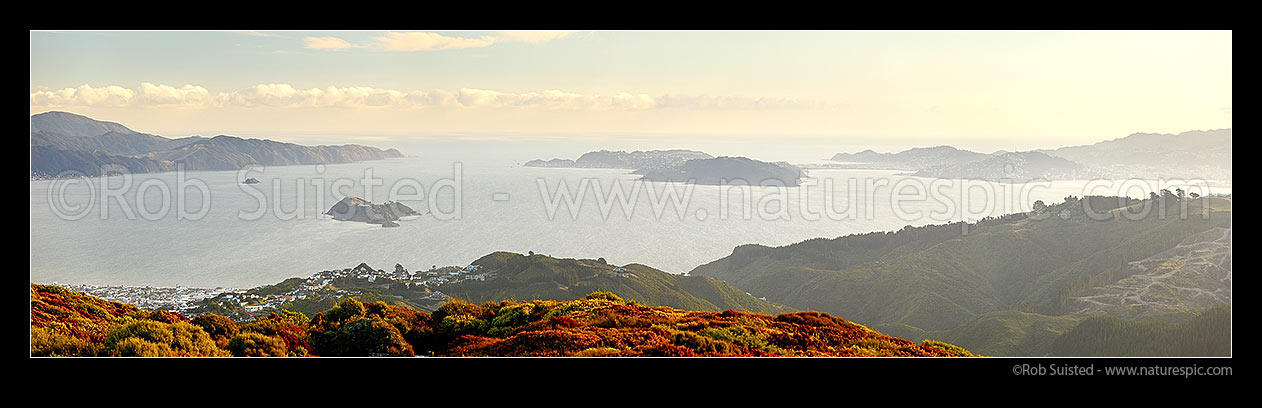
29;155;1229;288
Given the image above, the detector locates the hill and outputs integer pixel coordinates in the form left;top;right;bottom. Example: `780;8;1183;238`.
1049;306;1231;357
31;145;175;177
830;146;990;170
525;149;713;171
689;196;1231;356
30;111;136;137
911;151;1087;182
829;129;1232;181
31;284;971;357
192;253;795;319
637;156;805;186
1039;129;1231;180
439;252;792;314
1064;227;1231;318
30;111;403;177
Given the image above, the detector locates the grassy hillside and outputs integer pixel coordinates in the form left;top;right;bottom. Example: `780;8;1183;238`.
31;284;970;357
881;311;1085;357
1049;306;1231;357
436;252;793;315
691;196;1231;355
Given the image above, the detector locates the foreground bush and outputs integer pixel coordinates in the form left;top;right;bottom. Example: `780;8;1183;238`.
32;284;972;357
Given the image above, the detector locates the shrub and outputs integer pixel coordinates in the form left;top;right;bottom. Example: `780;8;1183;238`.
331;318;414;357
228;332;288;357
103;320;228;357
440;313;488;337
31;326;100;356
146;310;190;324
191;314;240;348
671;330;730;354
573;347;622;357
922;340;975;357
488;303;535;337
699;326;785;355
432;299;486;323
591;310;647;329
584;291;624;303
112;337;175;357
324;298;367;323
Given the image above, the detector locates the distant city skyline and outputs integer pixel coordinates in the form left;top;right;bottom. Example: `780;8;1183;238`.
31;30;1231;149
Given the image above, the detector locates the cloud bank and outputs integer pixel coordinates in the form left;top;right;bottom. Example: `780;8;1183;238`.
31;83;815;111
303;36;356;50
304;31;576;51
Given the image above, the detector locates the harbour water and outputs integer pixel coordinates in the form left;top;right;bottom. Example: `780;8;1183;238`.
30;155;1229;288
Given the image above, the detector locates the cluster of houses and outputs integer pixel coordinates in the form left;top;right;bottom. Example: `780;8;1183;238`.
303;263;497;287
414;264;497;287
607;266;635;278
56;284;234;313
197;263;498;320
59;262;510;322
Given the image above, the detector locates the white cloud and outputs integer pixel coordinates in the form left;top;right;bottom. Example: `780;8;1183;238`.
655;94;815;110
136;83;213;105
231;30;287;38
305;31;577;52
496;31;575;44
31;84;135;107
31;83;813;112
372;32;497;51
304;36;355;50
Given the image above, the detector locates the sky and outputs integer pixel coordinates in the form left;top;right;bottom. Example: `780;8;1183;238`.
29;30;1232;154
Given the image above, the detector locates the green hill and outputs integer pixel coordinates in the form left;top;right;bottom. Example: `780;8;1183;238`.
437;252;793;315
1049;306;1231;357
691;195;1231;355
881;311;1085;357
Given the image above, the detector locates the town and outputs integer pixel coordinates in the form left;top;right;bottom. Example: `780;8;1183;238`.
52;262;501;322
55;284;236;313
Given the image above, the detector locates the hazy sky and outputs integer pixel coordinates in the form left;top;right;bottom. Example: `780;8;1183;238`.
30;30;1232;151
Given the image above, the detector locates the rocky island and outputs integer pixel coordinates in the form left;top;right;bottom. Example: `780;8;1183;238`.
325;197;420;227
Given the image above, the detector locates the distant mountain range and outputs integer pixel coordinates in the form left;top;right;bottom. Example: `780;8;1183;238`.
1037;129;1232;181
29;111;403;177
829;129;1232;182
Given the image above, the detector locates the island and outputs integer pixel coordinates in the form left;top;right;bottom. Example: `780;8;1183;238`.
525;149;804;186
325;197;419;227
524;149;713;171
637;156;805;186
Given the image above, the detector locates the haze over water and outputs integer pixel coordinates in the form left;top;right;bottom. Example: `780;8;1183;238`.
29;140;1229;289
